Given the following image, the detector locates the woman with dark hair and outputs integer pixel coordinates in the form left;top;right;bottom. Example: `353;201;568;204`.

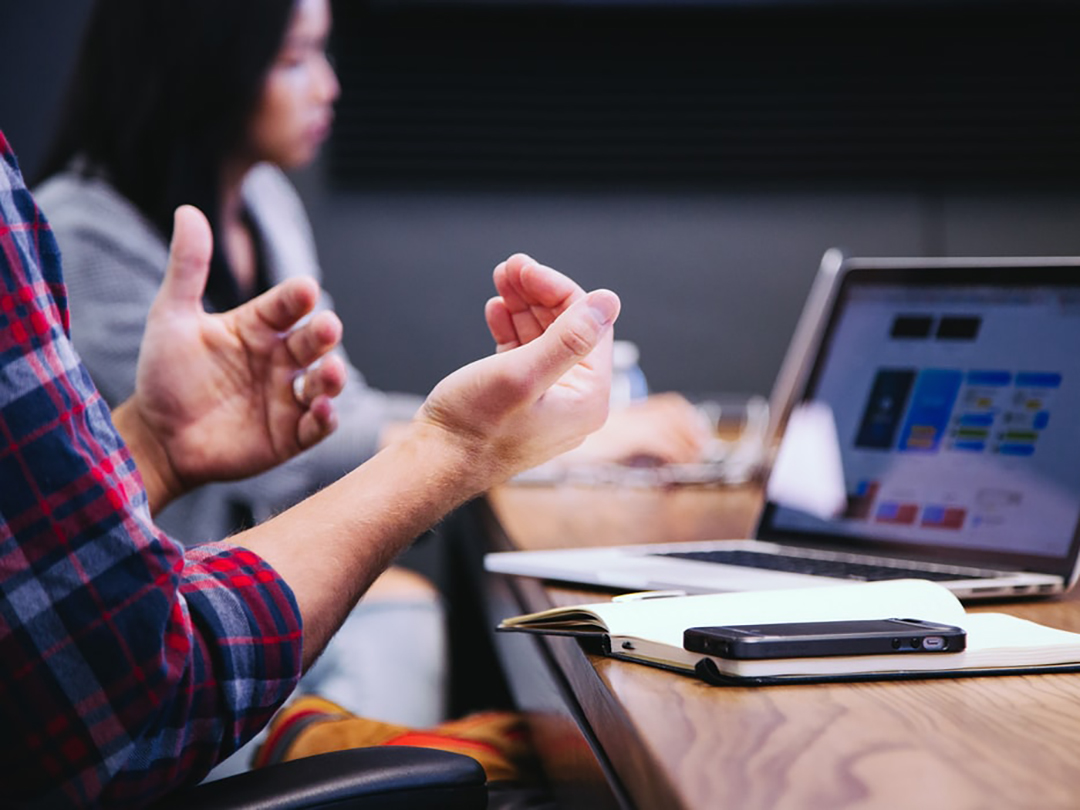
36;0;421;542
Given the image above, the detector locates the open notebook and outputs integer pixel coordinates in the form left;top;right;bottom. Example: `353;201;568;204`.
486;253;1080;601
497;580;1080;685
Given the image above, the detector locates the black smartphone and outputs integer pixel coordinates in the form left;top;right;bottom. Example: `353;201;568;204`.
683;618;966;660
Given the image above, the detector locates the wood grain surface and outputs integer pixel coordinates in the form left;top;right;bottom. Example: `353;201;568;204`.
483;483;1080;810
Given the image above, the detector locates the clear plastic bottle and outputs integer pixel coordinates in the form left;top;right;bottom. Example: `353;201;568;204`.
610;340;648;408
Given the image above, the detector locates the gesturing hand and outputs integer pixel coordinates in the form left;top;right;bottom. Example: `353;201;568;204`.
419;254;620;486
487;259;710;467
119;205;346;511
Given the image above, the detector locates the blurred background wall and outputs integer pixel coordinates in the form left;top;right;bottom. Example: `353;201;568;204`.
4;0;1080;401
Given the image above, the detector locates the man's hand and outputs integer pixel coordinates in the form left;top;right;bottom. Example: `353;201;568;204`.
114;205;346;512
418;254;620;485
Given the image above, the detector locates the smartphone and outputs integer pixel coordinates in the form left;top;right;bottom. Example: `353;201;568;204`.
683;618;966;660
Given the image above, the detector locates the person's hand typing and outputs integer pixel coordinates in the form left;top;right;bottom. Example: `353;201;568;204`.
114;205;347;511
561;391;713;467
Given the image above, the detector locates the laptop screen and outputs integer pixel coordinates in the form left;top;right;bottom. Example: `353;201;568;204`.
758;260;1080;577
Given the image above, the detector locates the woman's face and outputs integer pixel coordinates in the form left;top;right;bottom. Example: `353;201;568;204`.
247;0;339;169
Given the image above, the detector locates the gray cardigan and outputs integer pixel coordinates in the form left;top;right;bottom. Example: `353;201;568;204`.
35;164;421;544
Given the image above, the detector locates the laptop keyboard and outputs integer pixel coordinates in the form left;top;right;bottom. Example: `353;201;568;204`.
655;548;1004;582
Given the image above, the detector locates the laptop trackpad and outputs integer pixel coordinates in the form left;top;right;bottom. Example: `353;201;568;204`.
598;557;835;594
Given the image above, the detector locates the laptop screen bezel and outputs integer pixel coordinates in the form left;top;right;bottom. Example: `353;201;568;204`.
755;256;1080;580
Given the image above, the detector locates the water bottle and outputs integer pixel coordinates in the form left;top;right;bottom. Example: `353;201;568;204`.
611;340;648;409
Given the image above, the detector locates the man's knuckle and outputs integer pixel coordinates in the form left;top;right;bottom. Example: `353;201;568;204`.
558;324;594;357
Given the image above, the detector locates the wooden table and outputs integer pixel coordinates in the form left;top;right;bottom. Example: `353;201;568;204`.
476;483;1080;810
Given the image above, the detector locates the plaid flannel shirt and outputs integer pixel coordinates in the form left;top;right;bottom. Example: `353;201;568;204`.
0;131;303;808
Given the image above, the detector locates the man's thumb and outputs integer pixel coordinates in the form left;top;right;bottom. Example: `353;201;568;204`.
524;289;621;389
158;205;214;308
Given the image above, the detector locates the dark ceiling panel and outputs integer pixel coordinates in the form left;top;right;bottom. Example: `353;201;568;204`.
328;2;1080;190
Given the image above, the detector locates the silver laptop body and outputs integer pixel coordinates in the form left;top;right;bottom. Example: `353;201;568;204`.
486;253;1080;601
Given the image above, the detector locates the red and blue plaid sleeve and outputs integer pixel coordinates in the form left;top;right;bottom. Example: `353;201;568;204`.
0;131;304;808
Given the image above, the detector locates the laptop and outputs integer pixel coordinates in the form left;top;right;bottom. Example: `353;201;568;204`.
485;252;1080;601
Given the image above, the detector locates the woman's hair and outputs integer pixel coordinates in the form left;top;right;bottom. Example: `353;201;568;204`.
37;0;297;306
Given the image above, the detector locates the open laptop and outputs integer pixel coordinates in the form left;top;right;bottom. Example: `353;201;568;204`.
485;253;1080;601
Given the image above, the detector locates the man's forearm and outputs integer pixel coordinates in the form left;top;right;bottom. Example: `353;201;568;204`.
238;280;619;668
111;398;183;514
232;421;484;668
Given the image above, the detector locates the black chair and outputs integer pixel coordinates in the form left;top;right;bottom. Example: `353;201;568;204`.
153;747;488;809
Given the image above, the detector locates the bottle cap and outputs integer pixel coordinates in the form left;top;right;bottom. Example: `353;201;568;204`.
612;340;640;369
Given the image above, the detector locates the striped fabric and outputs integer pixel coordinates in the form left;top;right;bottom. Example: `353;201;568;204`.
0;131;304;808
255;695;535;785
